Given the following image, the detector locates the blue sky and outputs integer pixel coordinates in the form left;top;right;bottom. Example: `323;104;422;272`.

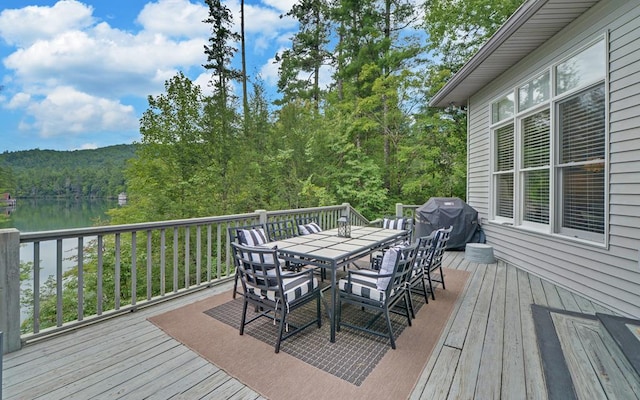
0;0;299;152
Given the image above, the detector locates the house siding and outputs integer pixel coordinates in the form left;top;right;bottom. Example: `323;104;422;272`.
466;0;640;317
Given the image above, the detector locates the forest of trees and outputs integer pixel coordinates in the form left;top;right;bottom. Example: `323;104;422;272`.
108;0;525;224
0;145;134;199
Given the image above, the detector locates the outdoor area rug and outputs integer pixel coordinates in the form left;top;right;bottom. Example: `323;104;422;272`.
148;268;469;400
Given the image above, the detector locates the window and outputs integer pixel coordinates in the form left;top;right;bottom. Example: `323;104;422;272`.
521;110;550;225
494;124;514;219
557;84;606;239
490;38;606;243
519;72;550;111
556;41;606;95
492;93;515;123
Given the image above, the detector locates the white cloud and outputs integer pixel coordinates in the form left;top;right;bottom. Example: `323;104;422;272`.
259;53;281;87
0;0;95;47
260;0;297;15
7;92;31;109
0;0;300;150
136;0;210;38
22;86;137;138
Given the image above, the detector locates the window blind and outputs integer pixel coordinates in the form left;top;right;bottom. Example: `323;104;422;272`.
558;84;605;235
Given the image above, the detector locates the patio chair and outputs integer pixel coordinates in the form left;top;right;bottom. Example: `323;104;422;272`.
424;226;453;300
231;242;322;353
370;216;413;269
295;216;322;235
228;223;269;298
266;219;298;241
337;244;417;349
408;233;438;308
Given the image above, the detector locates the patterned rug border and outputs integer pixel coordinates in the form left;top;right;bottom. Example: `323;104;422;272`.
147;268;470;400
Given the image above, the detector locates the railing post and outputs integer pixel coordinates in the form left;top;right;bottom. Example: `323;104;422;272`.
395;203;403;217
0;228;21;353
341;203;350;218
256;210;268;225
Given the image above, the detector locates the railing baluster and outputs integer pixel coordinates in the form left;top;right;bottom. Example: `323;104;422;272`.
221;223;226;279
184;226;190;289
97;235;103;315
173;227;178;293
56;239;63;327
33;242;40;334
131;232;137;306
146;230;152;301
160;229;166;296
77;237;84;321
115;233;121;310
196;226;201;286
207;225;212;282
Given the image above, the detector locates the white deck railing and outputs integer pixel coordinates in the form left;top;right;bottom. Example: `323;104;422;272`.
0;203;414;353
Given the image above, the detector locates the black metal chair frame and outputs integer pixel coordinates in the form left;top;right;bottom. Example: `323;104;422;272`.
266;219;298;241
408;233;438;309
337;244;417;349
231;242;322;353
423;226;452;300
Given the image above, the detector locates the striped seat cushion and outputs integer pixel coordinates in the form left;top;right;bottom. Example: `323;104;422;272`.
339;273;388;302
246;273;318;304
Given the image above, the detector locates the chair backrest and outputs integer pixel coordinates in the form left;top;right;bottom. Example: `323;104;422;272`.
430;225;453;270
377;244;417;295
414;233;437;271
295;216;322;235
381;216;413;242
266;219;298;241
231;242;282;293
388;244;418;296
228;223;269;246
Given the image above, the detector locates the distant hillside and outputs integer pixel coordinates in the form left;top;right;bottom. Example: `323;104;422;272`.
0;144;137;171
0;144;138;198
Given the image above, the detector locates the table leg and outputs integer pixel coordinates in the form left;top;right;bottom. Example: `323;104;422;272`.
330;263;337;342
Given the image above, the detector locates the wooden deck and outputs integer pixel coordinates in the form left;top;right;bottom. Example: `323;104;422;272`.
2;250;617;399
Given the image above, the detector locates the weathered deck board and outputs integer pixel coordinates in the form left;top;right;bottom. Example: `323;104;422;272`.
517;268;548;400
1;250;621;400
501;264;526;400
475;262;506;400
447;261;497;399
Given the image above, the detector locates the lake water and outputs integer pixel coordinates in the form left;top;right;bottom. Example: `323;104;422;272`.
0;198;117;232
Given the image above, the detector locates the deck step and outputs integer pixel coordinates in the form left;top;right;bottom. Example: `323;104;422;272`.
597;313;640;381
532;305;640;399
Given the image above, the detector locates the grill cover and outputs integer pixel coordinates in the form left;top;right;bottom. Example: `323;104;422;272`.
414;197;484;250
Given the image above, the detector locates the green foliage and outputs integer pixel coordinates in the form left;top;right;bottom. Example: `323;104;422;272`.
0;145;134;199
423;0;525;69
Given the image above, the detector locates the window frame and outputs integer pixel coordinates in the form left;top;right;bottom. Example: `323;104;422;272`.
488;35;608;245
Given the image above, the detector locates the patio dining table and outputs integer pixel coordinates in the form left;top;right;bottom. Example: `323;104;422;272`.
265;225;409;342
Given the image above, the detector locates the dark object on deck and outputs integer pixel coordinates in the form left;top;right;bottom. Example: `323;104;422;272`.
414;197;484;250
